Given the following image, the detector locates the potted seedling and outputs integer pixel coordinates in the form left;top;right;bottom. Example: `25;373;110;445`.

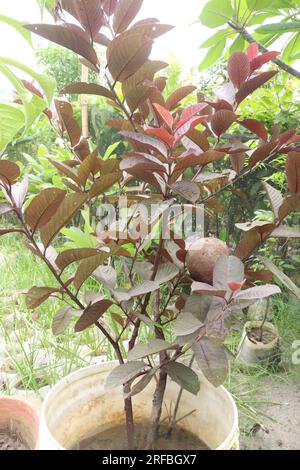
237;299;280;366
1;0;300;451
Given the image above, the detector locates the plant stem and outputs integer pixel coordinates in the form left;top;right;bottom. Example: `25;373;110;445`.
145;289;168;450
259;298;270;342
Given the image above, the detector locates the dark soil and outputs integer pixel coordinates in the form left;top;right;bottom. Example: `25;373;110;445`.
0;429;29;451
248;327;277;345
78;422;209;450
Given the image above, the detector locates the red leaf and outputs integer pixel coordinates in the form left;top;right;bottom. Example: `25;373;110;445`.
145;127;175;148
239;119;268;142
152;103;174;130
250;51;280;73
228;280;246;292
236;71;278;105
228;52;250;89
246;43;259;61
181;103;208;121
211;110;237;137
175;116;207;141
165;86;196;111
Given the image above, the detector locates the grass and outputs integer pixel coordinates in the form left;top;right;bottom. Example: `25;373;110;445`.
1;231;300;446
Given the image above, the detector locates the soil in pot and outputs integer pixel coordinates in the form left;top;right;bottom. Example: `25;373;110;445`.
0;429;29;451
77;422;209;451
247;327;277;345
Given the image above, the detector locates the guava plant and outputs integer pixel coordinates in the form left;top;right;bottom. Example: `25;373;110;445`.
1;0;300;450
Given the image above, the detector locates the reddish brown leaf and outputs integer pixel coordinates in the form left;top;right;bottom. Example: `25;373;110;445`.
61;82;114;100
102;0;118;16
25;24;99;66
227;52;250;89
107;31;153;82
120;131;168;158
113;0;143;34
120;154;166;174
152;103;174;130
89;172;122;198
145;127;175;148
26;286;58;309
239;119;268;142
175;150;225;172
74;252;112;290
60;0;105;38
246;43;259;61
248;142;276;168
181;103;208;121
236;71;278;105
250;51;280;73
175;115;207;135
286;151;300;195
278;194;300;221
165;86;196;111
170;180;200;203
235;228;262;261
94;32;111;46
56;248;99;272
279;129;297;147
186;129;209;152
48;159;81;185
55;100;82;148
75;299;113;332
211;110;237;137
25;188;66;231
0;161;20;186
262;182;283;219
40;193;88;247
230;153;246;174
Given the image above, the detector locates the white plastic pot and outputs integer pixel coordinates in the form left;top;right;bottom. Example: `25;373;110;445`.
39;362;239;450
237;321;279;365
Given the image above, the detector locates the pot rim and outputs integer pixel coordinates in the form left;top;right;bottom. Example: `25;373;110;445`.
41;362;239;451
244;321;279;348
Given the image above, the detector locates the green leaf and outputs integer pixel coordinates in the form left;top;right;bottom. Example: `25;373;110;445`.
165;362;200;395
198;39;226;72
282;33;300;64
0;104;25;152
0;61;45;133
256;22;300;34
229;34;245;54
199;28;231;48
0;14;32;46
200;0;233;28
0;57;56;105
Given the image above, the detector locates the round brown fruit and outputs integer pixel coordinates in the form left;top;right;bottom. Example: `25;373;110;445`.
186;238;229;284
